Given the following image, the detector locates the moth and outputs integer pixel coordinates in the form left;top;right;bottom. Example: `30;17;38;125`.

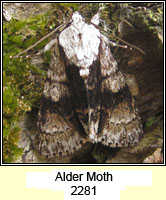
35;12;143;159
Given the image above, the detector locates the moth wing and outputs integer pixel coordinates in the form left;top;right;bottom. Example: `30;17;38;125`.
88;36;143;147
35;41;87;159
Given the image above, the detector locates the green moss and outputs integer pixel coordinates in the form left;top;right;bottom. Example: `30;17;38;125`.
131;4;163;32
59;3;79;10
3;11;55;163
145;117;160;127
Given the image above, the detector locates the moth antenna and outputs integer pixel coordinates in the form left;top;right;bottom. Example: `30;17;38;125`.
12;20;71;59
91;22;145;55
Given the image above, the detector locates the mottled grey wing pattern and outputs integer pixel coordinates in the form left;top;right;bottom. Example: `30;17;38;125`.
88;37;143;146
36;41;87;159
36;12;143;159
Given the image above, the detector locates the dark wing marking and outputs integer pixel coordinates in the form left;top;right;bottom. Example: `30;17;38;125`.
35;41;87;159
87;36;143;146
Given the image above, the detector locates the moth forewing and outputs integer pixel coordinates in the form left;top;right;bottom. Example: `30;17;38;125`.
35;39;87;159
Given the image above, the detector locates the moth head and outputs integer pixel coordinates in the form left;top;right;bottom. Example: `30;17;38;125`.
72;11;83;24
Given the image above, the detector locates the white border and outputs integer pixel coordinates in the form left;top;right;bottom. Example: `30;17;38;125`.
1;1;165;166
